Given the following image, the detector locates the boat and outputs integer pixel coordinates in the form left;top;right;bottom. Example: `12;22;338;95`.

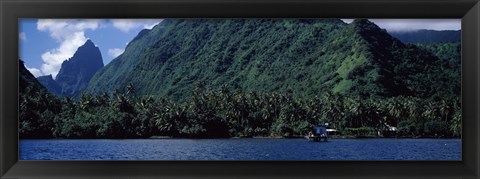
306;124;328;142
306;133;328;142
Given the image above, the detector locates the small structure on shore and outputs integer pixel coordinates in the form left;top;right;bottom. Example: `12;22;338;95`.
306;124;328;142
382;124;398;137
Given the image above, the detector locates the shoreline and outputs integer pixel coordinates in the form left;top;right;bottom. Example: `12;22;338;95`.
142;135;463;140
20;135;461;140
19;136;462;141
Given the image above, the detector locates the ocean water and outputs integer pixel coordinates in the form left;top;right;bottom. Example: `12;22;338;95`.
19;138;461;160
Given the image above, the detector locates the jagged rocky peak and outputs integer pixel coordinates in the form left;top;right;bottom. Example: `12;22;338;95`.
39;39;104;97
83;38;96;47
57;39;104;71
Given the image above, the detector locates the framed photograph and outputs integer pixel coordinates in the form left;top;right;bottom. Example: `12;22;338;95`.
1;0;479;178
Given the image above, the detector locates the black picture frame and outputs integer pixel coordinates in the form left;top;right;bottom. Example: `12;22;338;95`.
1;0;479;178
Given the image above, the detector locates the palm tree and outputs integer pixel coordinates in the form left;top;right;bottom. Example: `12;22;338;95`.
438;99;451;122
95;92;110;106
79;94;93;111
423;102;439;121
321;92;344;128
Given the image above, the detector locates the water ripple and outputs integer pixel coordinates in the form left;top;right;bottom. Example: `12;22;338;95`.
19;138;461;160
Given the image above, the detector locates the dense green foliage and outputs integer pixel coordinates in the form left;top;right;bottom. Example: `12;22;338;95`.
19;60;62;138
22;19;462;139
85;19;459;103
21;82;461;139
417;42;461;68
343;127;377;138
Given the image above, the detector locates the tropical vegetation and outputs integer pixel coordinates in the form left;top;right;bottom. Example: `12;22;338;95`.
19;19;462;139
20;81;461;139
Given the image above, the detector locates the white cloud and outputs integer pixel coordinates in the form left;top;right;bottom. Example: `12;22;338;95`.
40;32;88;77
37;19;101;77
143;22;160;29
19;32;27;41
341;19;354;24
37;19;100;41
25;66;43;77
108;48;124;58
111;19;163;33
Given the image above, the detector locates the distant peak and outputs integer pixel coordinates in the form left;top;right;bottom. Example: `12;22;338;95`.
37;74;54;80
83;39;96;47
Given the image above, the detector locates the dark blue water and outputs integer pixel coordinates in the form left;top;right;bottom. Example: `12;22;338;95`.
20;138;461;160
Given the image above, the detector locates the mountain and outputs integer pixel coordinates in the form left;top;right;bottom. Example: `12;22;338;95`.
37;74;61;95
20;59;60;138
388;29;461;44
84;19;460;102
20;60;48;94
38;39;104;97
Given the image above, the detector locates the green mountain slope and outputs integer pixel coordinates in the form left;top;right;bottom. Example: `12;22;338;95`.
86;22;172;95
417;42;461;68
85;19;460;102
344;20;460;98
20;60;48;94
19;60;61;138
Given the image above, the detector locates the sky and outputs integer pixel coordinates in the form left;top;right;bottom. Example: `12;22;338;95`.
19;19;461;78
340;19;461;32
19;19;163;78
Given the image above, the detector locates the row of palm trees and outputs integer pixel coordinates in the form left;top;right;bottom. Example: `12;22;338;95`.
19;83;461;139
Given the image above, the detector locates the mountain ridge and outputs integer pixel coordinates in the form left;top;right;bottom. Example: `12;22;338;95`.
38;39;104;98
84;19;460;102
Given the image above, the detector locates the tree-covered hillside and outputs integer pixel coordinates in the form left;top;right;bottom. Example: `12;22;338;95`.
417;42;461;68
20;60;47;94
19;60;61;138
85;19;459;103
20;19;461;139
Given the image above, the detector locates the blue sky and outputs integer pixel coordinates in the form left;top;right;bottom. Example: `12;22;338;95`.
20;19;163;78
19;19;461;78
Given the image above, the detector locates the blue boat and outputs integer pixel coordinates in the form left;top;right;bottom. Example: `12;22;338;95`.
306;124;328;142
